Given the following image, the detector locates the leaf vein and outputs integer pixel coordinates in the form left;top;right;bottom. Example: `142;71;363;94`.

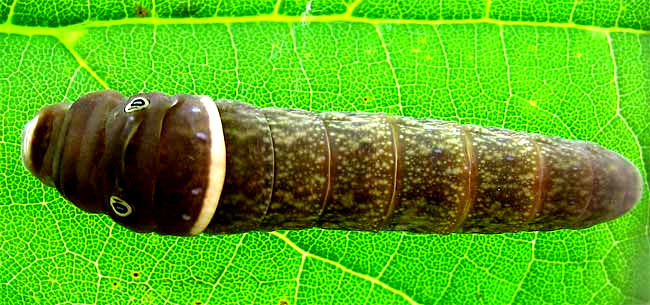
269;231;421;305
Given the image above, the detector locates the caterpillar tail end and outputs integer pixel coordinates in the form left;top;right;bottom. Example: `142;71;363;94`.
572;145;643;229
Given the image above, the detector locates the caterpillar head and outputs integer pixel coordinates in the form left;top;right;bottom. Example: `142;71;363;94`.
21;90;226;235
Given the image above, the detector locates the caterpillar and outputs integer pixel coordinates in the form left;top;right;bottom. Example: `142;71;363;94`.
20;90;643;236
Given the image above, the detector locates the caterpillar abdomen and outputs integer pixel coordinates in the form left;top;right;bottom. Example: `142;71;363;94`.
21;91;643;236
207;101;640;234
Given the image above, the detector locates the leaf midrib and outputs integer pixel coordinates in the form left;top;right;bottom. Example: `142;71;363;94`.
0;14;649;39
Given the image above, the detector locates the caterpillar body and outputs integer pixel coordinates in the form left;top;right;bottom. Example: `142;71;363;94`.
20;91;643;236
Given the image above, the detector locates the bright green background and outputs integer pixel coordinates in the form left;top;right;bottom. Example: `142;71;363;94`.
0;0;648;304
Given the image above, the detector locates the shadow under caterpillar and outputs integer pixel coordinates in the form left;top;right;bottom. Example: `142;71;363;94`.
20;91;643;236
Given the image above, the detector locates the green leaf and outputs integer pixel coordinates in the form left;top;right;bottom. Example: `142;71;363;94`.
1;0;648;304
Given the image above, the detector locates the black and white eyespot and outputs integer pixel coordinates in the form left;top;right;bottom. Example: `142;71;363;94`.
124;96;150;113
110;195;133;217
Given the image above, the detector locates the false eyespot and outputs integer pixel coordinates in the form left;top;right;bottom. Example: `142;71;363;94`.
110;195;133;217
124;96;149;113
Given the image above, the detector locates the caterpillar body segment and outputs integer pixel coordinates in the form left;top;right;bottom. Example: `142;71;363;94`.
21;91;643;236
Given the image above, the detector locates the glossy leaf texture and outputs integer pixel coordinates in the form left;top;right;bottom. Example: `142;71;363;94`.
0;0;649;304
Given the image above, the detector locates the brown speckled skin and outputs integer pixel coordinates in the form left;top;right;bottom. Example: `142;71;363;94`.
203;101;275;233
206;101;642;234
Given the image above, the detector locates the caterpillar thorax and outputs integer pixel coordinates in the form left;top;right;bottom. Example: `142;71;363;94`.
21;91;643;236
